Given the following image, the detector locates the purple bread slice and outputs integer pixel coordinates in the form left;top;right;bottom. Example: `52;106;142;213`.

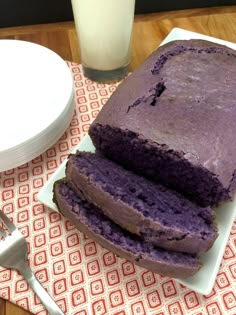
53;179;201;278
65;151;217;254
89;39;236;207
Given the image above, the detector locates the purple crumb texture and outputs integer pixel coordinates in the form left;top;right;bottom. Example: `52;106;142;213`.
69;152;215;243
58;181;198;267
89;124;229;207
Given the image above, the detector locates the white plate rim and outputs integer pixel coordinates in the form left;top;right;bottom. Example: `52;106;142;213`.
0;39;74;172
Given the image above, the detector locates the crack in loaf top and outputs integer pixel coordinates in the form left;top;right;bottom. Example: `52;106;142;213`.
92;39;236;187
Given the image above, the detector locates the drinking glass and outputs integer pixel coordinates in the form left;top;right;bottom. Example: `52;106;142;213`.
71;0;135;82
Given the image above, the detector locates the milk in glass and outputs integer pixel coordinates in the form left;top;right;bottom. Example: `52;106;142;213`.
71;0;135;82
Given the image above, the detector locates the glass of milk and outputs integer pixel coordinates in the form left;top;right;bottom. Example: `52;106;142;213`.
71;0;135;82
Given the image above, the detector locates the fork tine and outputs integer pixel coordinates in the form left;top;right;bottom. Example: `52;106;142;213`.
0;226;7;238
0;210;16;233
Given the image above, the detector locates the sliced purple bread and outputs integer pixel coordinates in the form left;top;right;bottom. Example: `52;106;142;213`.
89;39;236;207
65;151;217;254
53;179;201;278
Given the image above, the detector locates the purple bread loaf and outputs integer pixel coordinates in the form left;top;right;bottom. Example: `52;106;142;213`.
89;39;236;207
66;151;217;254
53;179;201;278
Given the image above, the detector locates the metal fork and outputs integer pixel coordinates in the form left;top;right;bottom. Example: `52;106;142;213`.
0;210;65;315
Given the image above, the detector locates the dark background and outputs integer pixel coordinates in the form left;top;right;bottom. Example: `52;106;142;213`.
0;0;235;28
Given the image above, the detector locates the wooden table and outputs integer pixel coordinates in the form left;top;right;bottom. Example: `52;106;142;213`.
0;5;235;315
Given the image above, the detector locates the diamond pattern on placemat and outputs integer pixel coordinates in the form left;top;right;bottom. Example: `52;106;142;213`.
0;62;236;315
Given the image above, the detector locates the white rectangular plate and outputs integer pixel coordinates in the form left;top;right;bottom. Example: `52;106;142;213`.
38;28;236;295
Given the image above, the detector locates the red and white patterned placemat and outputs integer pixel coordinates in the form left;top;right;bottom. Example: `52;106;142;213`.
0;62;236;315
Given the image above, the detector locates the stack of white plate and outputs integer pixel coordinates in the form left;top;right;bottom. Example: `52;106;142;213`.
0;40;74;172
